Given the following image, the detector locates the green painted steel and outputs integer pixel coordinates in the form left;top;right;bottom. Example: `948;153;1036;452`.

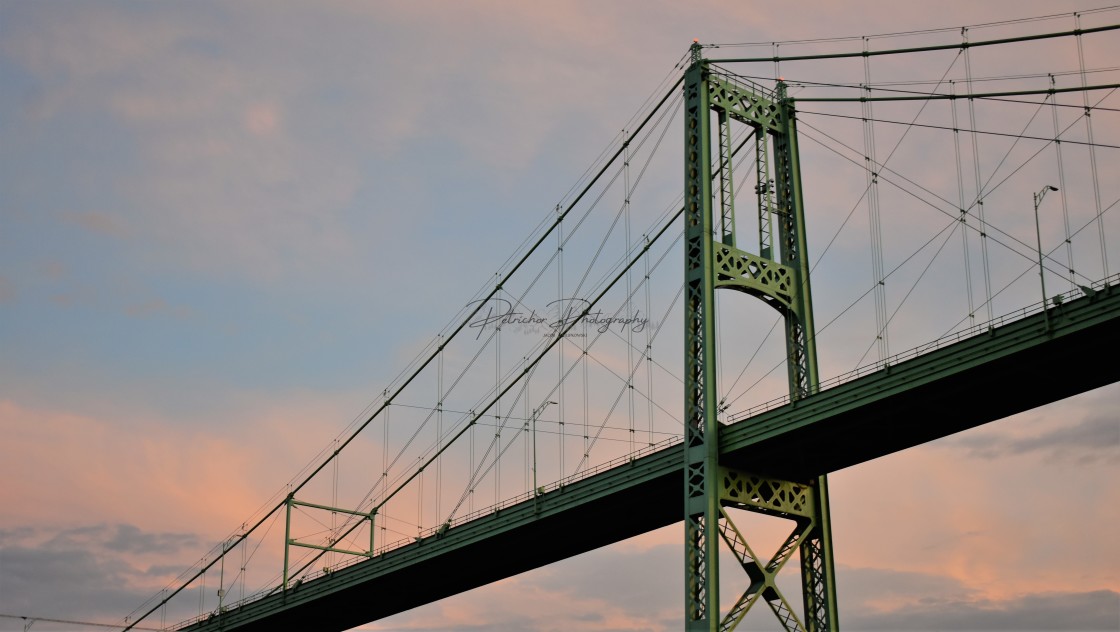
179;279;1120;632
283;496;377;590
682;47;721;630
774;81;839;632
683;44;837;631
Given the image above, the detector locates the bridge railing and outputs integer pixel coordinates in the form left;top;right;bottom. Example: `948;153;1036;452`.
726;274;1118;423
175;434;682;628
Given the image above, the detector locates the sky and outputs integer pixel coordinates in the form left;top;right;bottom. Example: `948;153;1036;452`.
1;1;1118;631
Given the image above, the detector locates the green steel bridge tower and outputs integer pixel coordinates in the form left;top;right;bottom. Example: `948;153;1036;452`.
683;42;838;631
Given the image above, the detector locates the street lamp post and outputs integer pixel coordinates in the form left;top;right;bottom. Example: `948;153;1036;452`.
1033;184;1059;329
532;401;557;497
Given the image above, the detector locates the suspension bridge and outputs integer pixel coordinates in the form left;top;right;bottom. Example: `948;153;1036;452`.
115;12;1119;632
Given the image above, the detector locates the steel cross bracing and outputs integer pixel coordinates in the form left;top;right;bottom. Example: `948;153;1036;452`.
683;43;837;632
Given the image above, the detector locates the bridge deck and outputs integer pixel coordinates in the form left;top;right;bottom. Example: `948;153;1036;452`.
183;282;1120;632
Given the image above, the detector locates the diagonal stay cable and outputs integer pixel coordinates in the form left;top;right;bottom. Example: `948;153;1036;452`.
494;226;688;444
798;108;1120;149
336;181;692;539
849;79;1050;366
852;215;964;368
277;200;688;594
938;194;1120;338
796;87;1114;284
121;71;685;632
723;213;960;411
720;50;963;402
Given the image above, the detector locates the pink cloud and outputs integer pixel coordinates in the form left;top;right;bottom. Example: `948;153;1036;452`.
62;211;130;238
123;297;191;319
0;275;15;304
829;402;1120;600
245;103;282;137
0;391;375;532
0;400;261;534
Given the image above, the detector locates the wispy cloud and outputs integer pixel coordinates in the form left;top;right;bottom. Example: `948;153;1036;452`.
362;545;1120;632
0;524;203;624
123;297;192;320
939;387;1120;464
850;587;1120;631
4;523;199;557
62;211;130;238
948;413;1119;463
0;399;282;532
841;567;1119;630
0;275;14;304
366;533;681;631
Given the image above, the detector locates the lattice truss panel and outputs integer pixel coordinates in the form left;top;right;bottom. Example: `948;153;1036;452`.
716;468;816;632
714;244;797;314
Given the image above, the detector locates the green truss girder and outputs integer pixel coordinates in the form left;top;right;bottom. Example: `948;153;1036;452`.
718;467;813;519
708;75;785;133
714;243;799;317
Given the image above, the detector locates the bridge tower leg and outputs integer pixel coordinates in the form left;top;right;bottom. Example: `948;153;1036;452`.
683;42;839;632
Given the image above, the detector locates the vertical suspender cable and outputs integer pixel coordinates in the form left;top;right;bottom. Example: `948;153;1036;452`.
963;27;994;320
624;129;635;455
1076;12;1109;277
951;80;977;326
239;534;246;602
381;391;389;548
436;335;443;522
468;398;475;515
644;232;654;448
525;380;531;492
557;203;566;475
1049;73;1075;292
714;117;727;422
863;37;889;361
330;438;338;570
582;276;590;471
494;279;502;504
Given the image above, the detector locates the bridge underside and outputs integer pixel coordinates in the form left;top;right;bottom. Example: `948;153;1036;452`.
184;282;1120;632
722;286;1120;480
